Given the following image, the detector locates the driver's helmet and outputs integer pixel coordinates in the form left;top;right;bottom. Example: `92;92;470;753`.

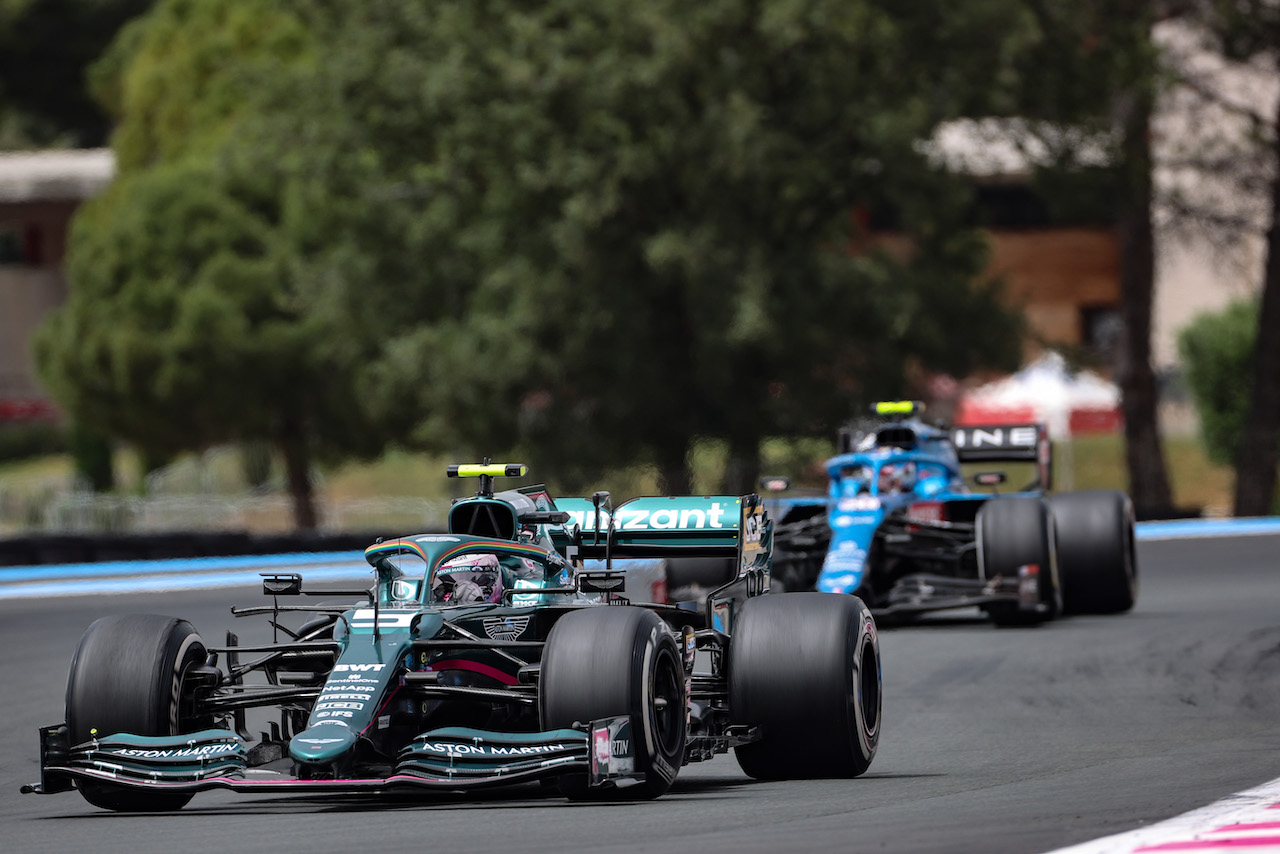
432;553;504;604
898;461;917;491
877;461;917;494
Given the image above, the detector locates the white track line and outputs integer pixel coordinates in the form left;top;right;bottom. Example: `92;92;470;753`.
1047;777;1280;853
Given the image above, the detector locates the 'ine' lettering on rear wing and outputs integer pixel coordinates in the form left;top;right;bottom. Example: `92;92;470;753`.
553;494;771;573
951;424;1052;490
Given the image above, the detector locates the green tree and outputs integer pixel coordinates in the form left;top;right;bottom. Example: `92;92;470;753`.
39;0;1034;517
1178;298;1258;467
87;0;313;169
282;0;1026;493
68;421;114;492
36;150;413;528
33;0;401;528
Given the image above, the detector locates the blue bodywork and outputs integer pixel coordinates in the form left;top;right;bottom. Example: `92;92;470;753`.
768;411;1050;607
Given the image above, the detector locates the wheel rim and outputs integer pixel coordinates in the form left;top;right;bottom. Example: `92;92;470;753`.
857;635;880;737
651;648;683;757
173;640;210;734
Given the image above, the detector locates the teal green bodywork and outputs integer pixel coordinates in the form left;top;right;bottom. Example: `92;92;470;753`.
290;490;772;768
79;729;247;782
288;608;427;766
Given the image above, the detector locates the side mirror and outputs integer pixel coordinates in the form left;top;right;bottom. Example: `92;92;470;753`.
759;476;791;492
261;573;302;596
577;572;626;594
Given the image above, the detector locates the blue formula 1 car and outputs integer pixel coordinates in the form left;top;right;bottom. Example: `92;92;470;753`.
768;402;1137;626
24;464;881;811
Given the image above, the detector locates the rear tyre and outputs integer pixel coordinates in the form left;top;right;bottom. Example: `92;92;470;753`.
977;497;1061;626
65;614;209;811
540;607;686;800
729;593;880;779
1050;489;1137;614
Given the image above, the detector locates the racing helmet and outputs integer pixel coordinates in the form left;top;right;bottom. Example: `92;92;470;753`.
432;553;504;604
898;461;917;491
877;461;916;494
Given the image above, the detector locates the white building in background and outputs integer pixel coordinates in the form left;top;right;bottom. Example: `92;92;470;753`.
0;148;113;419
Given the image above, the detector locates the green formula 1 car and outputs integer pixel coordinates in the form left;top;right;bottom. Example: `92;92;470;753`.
23;463;881;810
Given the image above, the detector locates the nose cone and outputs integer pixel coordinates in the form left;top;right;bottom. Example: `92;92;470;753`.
289;725;358;765
818;574;858;594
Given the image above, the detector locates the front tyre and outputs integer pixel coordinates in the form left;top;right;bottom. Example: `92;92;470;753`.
540;607;686;799
729;593;880;779
65;614;209;811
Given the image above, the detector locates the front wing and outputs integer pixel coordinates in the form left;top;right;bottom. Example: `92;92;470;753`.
23;717;638;798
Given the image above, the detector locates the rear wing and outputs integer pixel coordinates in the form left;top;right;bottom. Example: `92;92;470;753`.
552;494;771;574
950;423;1052;490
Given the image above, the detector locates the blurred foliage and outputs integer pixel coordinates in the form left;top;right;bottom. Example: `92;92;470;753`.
0;421;67;462
68;421;114;491
1028;165;1124;227
89;0;314;169
240;441;274;493
36;0;1044;523
1178;298;1259;467
257;0;1027;494
32;1;382;524
0;0;153;147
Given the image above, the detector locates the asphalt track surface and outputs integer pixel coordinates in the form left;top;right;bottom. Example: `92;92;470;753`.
4;534;1280;854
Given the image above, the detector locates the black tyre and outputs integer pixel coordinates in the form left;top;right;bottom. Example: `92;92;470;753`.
65;614;209;811
1050;489;1137;615
977;496;1061;626
729;593;880;779
540;607;686;799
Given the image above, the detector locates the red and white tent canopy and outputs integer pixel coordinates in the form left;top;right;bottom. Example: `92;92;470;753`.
955;351;1122;437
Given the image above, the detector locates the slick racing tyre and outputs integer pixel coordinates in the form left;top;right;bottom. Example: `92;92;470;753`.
1050;489;1137;615
65;614;210;812
977;496;1062;626
729;593;880;779
540;606;687;800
